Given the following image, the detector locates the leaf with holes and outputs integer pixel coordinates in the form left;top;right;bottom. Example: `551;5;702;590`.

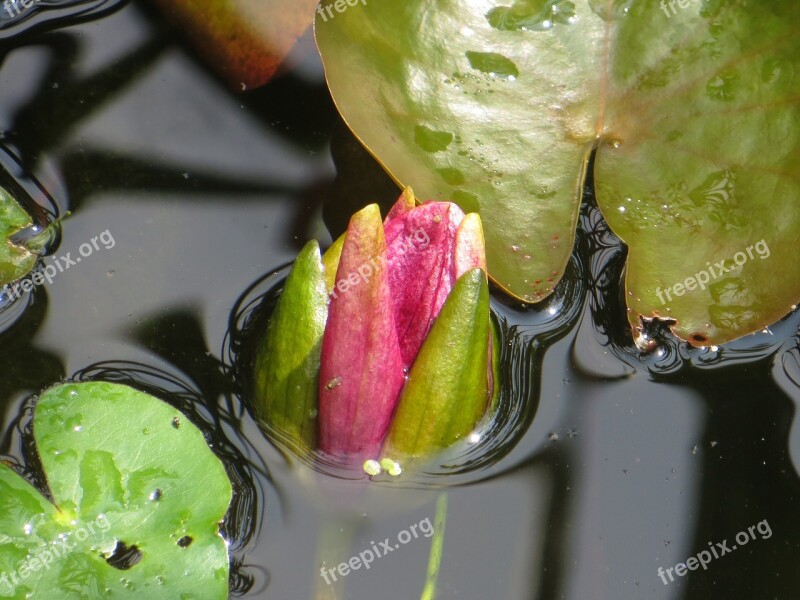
0;382;232;599
316;0;800;345
1;187;37;288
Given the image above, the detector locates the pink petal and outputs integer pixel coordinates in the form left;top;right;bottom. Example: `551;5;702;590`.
319;205;406;458
384;199;466;367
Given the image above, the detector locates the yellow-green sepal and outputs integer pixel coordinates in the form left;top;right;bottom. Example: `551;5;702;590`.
383;268;491;459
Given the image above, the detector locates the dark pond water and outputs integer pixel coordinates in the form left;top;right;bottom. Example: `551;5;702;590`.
1;2;799;599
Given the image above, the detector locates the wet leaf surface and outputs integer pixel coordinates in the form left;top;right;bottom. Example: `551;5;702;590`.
0;382;232;599
0;187;36;288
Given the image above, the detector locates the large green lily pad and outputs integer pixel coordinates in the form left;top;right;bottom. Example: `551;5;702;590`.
0;382;232;599
0;188;36;288
316;0;800;345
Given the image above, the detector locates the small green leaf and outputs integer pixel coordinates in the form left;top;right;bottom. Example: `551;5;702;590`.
1;187;36;288
0;382;232;599
253;240;327;452
383;268;491;459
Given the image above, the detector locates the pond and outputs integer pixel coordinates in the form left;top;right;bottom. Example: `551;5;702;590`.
1;2;799;599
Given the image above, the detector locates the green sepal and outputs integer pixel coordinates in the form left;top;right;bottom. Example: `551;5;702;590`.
253;239;328;453
383;268;491;459
322;234;345;295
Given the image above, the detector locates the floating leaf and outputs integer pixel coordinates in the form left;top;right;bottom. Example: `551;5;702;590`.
151;0;319;90
316;0;800;345
0;187;36;289
0;382;232;599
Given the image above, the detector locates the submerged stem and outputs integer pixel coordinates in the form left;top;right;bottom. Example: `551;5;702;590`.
420;493;448;600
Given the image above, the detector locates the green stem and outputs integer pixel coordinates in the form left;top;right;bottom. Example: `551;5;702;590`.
420;493;448;600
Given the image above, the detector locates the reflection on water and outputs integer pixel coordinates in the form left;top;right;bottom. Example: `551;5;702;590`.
0;1;798;599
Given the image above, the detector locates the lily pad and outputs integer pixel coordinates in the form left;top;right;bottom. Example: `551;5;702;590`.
0;187;36;289
0;382;232;599
315;0;800;345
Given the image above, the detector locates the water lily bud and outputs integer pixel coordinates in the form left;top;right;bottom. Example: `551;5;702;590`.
255;189;495;467
253;240;327;452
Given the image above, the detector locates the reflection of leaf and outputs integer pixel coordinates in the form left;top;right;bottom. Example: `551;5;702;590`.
79;451;126;516
150;0;319;90
58;554;107;598
0;382;232;599
126;468;178;505
709;279;756;307
316;0;800;345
